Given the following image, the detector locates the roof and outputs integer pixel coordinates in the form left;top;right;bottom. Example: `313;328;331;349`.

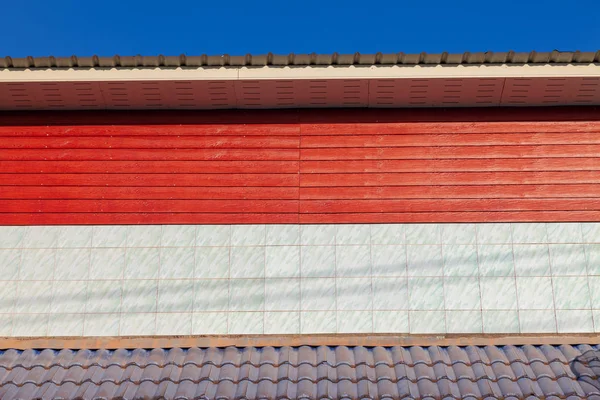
1;344;600;399
2;51;600;68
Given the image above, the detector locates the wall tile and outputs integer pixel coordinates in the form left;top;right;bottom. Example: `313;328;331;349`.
519;310;557;333
513;245;551;276
511;223;548;244
192;312;227;334
482;310;520;333
408;277;444;311
231;225;265;246
230;246;265;279
371;245;406;276
406;245;443;276
20;248;55;280
195;247;229;279
0;249;21;280
446;310;483;333
22;226;59;248
547;223;583;243
90;248;125;280
196;225;230;246
409;311;445;334
228;312;263;334
92;226;127;248
336;225;370;245
372;277;408;310
0;282;17;313
266;225;300;246
589;277;600;309
265;278;300;311
556;309;594;333
441;224;476;245
86;280;121;313
595;310;600;332
121;280;158;313
476;223;512;244
516;277;555;310
301;311;336;333
301;225;336;245
120;313;156;335
301;246;335;277
553;276;591;309
124;248;160;280
337;311;372;333
549;244;588;276
58;226;92;248
0;226;25;248
51;281;87;314
370;224;404;245
159;247;195;279
0;315;12;336
161;225;196;247
336;278;372;311
127;226;162;247
444;277;481;310
15;281;53;313
480;277;518;310
443;245;479;276
156;313;192;335
83;313;119;336
264;311;300;334
194;279;229;312
301;278;336;311
47;313;84;336
336;245;371;277
157;280;193;312
13;314;48;336
55;249;90;280
478;245;514;276
229;279;264;311
373;311;409;333
265;246;300;278
582;223;600;243
586;244;600;275
405;224;441;245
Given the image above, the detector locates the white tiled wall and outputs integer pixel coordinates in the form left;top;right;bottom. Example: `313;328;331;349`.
1;223;600;336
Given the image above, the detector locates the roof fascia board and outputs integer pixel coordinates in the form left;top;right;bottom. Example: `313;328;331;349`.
1;64;599;83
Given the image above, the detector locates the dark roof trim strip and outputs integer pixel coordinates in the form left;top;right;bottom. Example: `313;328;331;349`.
3;51;600;69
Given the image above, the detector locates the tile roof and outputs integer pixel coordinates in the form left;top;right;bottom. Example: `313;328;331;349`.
0;345;599;399
2;50;600;68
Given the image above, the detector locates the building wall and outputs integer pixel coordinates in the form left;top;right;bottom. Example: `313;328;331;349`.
1;109;600;225
1;222;600;337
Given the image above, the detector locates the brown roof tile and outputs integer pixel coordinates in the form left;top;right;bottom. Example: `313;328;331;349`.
0;345;599;399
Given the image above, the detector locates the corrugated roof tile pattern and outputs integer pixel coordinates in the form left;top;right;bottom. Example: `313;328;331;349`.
1;345;600;399
2;51;600;68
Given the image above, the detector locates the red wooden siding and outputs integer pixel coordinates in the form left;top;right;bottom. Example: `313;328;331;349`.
1;108;599;224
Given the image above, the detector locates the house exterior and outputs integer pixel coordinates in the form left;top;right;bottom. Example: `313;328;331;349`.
1;51;600;398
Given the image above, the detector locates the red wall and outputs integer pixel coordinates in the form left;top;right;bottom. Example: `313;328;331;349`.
1;108;599;225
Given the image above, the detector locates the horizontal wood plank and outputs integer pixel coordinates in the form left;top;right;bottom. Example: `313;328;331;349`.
0;161;299;174
301;145;600;160
0;173;298;187
0;186;298;200
300;185;600;199
0;136;299;149
300;158;600;173
301;172;600;186
0;200;298;213
301;133;600;148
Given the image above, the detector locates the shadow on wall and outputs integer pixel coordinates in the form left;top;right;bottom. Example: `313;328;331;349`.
571;348;600;393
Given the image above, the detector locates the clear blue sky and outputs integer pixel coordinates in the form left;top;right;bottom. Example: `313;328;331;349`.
2;0;599;57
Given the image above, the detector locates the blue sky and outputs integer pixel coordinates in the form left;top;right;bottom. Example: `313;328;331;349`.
2;0;599;57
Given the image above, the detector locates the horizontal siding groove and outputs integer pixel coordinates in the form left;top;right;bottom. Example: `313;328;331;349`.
1;110;599;224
